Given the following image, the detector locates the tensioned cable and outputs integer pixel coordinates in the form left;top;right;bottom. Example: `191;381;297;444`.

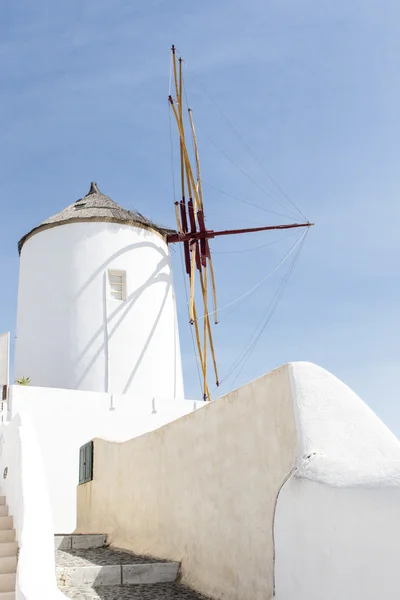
193;120;301;220
204;207;268;227
222;232;306;323
179;76;291;226
177;62;300;221
220;230;306;324
213;230;298;255
183;63;308;221
229;232;307;385
216;230;307;388
229;232;308;387
202;180;295;221
197;230;306;322
178;57;286;205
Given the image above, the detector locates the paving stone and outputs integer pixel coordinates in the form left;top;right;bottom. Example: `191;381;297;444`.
72;535;107;550
57;565;121;587
55;535;107;552
55;536;72;551
122;563;179;585
60;583;211;600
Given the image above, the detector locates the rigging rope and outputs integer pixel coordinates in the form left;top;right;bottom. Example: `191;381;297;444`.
230;233;308;387
193;121;300;220
215;230;308;389
197;231;306;322
202;181;295;221
181;61;308;221
203;207;267;227
222;233;306;322
213;230;298;255
178;63;299;221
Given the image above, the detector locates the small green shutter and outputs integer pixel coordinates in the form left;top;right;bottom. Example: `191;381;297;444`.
79;441;93;485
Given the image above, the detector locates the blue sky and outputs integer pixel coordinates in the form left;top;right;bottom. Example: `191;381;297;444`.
0;1;399;431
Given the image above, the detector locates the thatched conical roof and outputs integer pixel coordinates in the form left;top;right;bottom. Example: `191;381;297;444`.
18;182;174;254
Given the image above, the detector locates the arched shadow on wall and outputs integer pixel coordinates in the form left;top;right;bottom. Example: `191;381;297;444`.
74;240;169;302
122;280;171;395
75;265;171;391
73;248;170;369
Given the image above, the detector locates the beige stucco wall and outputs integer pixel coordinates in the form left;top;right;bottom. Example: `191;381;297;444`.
76;364;298;600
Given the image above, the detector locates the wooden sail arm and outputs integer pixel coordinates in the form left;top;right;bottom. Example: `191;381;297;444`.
168;97;202;212
208;255;218;325
199;269;219;389
167;222;314;243
188;108;204;211
188;107;219;324
192;303;209;400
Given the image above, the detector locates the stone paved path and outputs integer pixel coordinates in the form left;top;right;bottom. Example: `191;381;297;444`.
61;583;210;600
56;536;211;600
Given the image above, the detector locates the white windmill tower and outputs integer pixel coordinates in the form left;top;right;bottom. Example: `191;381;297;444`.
14;182;184;399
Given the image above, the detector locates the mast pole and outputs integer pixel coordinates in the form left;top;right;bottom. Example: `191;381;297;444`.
167;222;313;244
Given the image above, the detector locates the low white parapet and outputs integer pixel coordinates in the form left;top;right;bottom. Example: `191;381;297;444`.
7;384;206;533
0;414;65;600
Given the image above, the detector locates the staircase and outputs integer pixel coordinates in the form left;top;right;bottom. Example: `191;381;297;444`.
0;497;18;600
55;534;209;599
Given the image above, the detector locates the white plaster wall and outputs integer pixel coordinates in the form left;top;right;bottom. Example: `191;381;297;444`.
274;362;400;600
14;221;184;398
76;366;297;600
287;362;400;487
75;360;400;600
0;415;65;600
8;385;205;534
0;333;10;386
274;479;400;600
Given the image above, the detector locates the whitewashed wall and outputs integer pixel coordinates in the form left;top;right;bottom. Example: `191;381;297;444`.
76;366;297;600
274;362;400;600
8;385;204;533
14;221;184;399
75;361;400;600
0;333;10;387
0;415;65;600
275;480;400;600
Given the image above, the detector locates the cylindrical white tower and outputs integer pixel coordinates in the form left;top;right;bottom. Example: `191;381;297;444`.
14;182;184;399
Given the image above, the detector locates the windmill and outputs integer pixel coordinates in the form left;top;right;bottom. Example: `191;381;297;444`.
168;45;313;401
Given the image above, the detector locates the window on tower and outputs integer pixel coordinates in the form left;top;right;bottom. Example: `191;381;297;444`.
108;270;127;301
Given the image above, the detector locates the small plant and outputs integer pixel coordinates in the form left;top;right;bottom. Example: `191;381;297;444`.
15;377;30;386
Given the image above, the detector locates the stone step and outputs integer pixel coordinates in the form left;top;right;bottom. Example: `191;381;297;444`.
0;499;6;508
55;534;107;551
0;574;15;593
0;520;12;533
57;562;180;587
0;545;17;559
0;559;16;576
60;583;209;599
0;510;8;520
0;533;15;545
0;592;15;600
56;546;180;588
